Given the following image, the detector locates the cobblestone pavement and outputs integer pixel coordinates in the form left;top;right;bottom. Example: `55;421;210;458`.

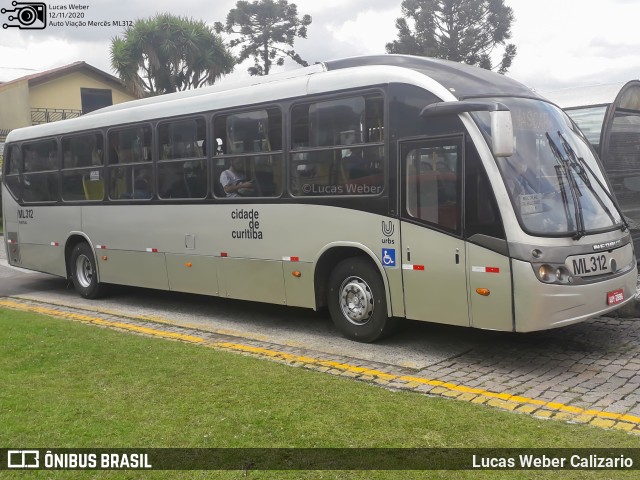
1;295;640;436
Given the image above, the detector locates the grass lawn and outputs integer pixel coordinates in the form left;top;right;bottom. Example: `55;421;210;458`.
1;307;639;479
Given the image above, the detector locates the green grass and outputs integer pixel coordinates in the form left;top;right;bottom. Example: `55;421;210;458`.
0;307;639;479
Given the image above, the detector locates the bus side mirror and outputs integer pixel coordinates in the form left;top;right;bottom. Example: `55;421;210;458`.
420;101;514;157
490;110;514;157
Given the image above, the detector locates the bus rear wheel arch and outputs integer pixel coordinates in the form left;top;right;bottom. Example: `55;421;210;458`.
327;257;397;342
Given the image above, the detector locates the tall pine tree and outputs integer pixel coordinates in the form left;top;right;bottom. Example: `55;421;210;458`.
386;0;517;74
215;0;312;76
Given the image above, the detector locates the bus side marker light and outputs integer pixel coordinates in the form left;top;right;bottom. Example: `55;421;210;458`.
283;256;299;262
476;288;491;296
101;256;108;261
292;271;302;278
50;242;59;247
221;252;228;257
186;262;192;268
146;248;158;253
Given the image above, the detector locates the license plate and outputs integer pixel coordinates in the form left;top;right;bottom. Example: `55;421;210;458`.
607;289;624;306
567;253;610;277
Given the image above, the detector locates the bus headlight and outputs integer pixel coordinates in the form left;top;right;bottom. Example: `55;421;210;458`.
538;264;556;283
555;266;572;284
534;263;574;284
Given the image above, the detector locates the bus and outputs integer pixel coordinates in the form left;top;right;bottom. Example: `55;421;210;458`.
543;81;640;257
2;55;637;342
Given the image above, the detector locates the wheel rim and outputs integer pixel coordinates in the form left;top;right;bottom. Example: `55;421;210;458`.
338;276;374;325
75;254;93;288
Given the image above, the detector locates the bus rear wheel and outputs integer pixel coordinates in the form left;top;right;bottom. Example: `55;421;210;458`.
69;242;106;299
327;257;396;342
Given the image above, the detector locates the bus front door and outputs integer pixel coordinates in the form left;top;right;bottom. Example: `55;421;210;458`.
400;138;470;326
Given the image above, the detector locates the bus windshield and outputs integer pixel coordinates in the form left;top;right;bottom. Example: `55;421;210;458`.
472;97;622;237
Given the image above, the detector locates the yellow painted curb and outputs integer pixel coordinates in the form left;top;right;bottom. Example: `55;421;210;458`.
2;298;639;432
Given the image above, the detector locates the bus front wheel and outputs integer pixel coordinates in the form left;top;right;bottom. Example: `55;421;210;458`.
327;257;396;342
69;243;106;299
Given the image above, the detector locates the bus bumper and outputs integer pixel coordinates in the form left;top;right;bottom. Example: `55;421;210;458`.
512;259;638;332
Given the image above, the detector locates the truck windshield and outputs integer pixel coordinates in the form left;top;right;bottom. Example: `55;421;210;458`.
472;97;622;237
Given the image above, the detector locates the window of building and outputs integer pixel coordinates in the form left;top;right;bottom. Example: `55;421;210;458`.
81;88;113;114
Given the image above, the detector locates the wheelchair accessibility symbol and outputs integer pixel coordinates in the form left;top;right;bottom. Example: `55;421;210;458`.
382;249;396;267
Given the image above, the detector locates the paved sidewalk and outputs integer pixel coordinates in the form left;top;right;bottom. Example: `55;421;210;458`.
1;297;639;435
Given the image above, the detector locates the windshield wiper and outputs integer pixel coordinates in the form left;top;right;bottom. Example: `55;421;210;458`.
555;164;575;232
557;131;627;232
546;133;585;240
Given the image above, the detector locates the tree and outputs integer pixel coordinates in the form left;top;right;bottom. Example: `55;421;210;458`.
386;0;517;74
110;13;235;97
215;0;312;76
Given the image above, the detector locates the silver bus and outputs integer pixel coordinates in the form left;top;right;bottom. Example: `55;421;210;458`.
2;55;636;342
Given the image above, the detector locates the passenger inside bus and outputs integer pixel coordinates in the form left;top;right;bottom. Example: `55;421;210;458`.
220;157;255;197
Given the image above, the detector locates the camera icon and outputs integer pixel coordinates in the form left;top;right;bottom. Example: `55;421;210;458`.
2;1;47;30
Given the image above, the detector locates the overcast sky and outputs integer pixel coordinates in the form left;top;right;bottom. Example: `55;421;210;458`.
0;0;638;93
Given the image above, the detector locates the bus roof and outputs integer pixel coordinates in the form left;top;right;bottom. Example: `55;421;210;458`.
6;55;539;143
326;55;536;100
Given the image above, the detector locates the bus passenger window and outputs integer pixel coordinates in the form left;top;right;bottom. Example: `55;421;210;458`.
213;108;283;198
289;95;385;196
61;133;105;202
158;118;207;200
4;145;22;200
107;125;153;200
158;119;205;160
108;126;151;165
406;144;460;233
22;139;58;203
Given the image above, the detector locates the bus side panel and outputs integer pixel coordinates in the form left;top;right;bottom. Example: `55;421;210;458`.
165;253;219;296
96;249;169;290
283;261;315;308
466;243;513;331
218;258;286;305
17;205;80;276
18;244;65;277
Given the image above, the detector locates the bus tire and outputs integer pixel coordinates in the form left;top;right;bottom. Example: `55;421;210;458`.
69;242;106;299
327;257;396;342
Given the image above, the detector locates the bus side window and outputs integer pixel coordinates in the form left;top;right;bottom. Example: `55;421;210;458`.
465;147;505;239
290;95;384;197
107;125;153;200
158;118;207;200
406;144;461;233
22;139;58;203
4;145;22;200
61;133;105;202
213;108;282;198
